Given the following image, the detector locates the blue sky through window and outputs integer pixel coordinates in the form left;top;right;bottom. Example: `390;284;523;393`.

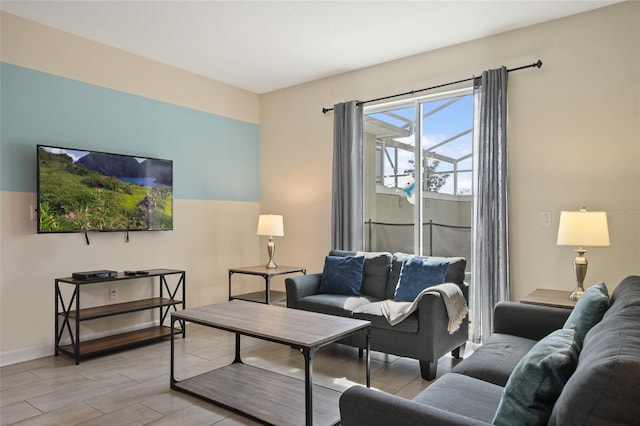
367;93;474;195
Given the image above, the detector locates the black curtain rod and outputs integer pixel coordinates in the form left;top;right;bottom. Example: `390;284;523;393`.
321;59;542;114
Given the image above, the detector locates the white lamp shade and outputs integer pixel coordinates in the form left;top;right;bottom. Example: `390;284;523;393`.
557;210;610;247
257;214;284;237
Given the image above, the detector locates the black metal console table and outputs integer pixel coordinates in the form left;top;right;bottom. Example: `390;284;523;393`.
54;268;185;364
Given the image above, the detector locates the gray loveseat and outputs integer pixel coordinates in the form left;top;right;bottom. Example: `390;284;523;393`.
340;275;640;425
285;250;468;380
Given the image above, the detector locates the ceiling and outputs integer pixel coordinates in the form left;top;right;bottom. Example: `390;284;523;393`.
0;1;622;94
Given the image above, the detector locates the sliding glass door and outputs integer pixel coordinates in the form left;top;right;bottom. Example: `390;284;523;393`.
363;88;473;261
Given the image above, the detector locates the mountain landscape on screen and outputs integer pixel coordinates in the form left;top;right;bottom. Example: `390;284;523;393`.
37;145;173;233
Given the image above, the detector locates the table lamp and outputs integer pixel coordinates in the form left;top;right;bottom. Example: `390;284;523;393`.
257;214;284;269
556;207;610;300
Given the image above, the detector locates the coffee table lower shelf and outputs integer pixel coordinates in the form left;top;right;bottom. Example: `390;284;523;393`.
172;363;341;426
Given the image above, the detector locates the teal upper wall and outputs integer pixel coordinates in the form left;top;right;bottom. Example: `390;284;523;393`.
0;63;260;201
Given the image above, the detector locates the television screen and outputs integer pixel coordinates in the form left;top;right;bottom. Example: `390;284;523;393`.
37;145;173;233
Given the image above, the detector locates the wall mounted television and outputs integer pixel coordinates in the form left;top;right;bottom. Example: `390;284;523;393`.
37;145;173;233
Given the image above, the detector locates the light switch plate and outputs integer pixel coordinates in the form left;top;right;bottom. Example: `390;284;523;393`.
541;211;552;227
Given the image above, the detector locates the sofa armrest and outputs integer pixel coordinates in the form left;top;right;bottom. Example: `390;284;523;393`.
416;291;452;326
339;386;488;426
415;282;468;330
285;273;322;308
493;301;571;340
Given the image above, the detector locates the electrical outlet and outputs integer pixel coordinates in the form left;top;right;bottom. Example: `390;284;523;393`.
30;205;36;221
110;288;118;301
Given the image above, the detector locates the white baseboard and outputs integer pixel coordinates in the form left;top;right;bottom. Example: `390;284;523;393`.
0;321;161;367
0;345;53;367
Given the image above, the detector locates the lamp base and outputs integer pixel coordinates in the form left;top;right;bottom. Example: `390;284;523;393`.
569;286;584;301
265;260;277;269
265;238;277;269
569;248;588;301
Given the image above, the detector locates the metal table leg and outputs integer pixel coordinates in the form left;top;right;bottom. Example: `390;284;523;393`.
265;275;271;304
302;347;316;426
366;328;371;387
170;316;176;389
233;333;242;364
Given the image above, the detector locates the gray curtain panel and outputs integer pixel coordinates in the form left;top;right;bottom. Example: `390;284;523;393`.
472;67;511;343
331;100;364;251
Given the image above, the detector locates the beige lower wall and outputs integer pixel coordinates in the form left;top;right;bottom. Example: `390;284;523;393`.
0;192;261;364
260;2;640;300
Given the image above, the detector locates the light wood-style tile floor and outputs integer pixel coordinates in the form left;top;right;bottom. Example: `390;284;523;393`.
1;324;474;425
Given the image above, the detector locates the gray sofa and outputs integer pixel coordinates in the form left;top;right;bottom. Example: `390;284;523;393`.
285;250;468;380
340;275;640;425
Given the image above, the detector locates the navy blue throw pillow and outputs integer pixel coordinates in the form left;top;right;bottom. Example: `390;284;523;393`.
394;257;449;302
319;255;365;296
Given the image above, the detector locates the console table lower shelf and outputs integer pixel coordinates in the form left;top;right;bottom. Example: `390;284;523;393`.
57;326;174;359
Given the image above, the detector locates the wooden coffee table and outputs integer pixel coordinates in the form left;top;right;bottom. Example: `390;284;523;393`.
170;300;371;426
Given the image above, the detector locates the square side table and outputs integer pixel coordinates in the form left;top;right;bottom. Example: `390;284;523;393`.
520;288;576;309
229;265;306;304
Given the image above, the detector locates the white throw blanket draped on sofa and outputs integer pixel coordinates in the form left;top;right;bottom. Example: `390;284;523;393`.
381;283;468;333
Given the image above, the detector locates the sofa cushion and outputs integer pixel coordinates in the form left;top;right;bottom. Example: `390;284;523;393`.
452;333;537;387
357;251;393;299
393;257;449;302
604;274;640;316
352;301;418;333
549;284;640;426
387;253;466;300
296;294;377;318
413;373;504;423
319;255;365;295
492;326;581;426
330;250;392;299
563;281;609;344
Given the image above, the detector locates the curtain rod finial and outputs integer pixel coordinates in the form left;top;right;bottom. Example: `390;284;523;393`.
535;59;543;68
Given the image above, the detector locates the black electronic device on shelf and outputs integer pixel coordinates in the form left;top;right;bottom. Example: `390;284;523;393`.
72;270;118;280
124;270;150;276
